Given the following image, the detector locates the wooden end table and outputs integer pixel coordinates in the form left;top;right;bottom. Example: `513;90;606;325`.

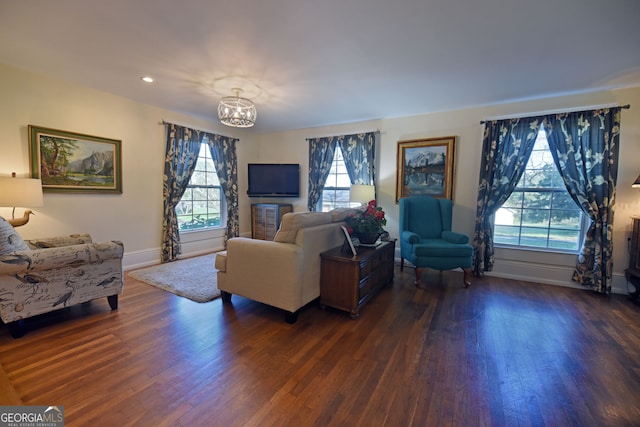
319;239;395;319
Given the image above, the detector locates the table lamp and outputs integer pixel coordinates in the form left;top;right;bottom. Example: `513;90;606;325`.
349;184;375;207
0;172;44;227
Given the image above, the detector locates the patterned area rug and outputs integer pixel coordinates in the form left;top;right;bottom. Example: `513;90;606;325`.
128;253;220;303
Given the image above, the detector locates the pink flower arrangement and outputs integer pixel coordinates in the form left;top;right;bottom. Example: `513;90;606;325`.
345;200;387;235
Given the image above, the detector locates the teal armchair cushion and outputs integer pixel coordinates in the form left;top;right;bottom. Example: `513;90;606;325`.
442;230;469;244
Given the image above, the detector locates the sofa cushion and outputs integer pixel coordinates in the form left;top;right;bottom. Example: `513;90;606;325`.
274;212;333;243
0;216;29;255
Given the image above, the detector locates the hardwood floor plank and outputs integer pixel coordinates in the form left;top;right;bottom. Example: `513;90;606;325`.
1;266;640;426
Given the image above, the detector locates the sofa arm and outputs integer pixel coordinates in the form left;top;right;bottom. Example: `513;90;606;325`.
26;233;93;249
0;241;124;274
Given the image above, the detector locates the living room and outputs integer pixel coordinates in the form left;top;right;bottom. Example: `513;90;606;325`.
2;62;640;293
1;0;640;424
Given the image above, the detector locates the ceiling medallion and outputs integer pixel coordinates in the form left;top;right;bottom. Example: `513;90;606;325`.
217;88;256;128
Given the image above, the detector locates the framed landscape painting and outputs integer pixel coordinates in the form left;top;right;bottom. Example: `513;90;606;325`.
29;125;122;193
396;136;456;202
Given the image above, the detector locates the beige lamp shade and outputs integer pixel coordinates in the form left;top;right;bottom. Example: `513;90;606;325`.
633;174;640;188
350;184;375;205
0;176;44;208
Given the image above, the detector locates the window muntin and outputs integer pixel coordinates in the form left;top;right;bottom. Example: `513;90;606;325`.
319;148;353;211
176;143;223;231
493;128;585;252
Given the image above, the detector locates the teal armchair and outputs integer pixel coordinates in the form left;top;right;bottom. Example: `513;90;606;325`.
399;196;473;288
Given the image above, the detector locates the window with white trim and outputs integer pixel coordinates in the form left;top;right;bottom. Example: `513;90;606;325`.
493;127;586;252
319;148;353;211
176;142;224;231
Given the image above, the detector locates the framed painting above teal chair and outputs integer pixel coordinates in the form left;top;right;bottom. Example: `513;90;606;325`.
399;196;473;288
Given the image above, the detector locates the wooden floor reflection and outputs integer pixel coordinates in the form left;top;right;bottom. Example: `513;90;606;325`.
1;265;639;426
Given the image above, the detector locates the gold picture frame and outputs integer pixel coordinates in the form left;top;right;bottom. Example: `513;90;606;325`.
29;125;122;194
396;136;456;202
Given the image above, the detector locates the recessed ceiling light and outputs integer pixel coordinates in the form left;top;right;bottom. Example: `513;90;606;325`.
141;76;154;83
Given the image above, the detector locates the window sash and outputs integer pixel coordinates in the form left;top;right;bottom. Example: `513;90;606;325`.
493;129;585;252
177;143;224;231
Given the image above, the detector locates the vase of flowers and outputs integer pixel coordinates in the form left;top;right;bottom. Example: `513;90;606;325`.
345;200;387;244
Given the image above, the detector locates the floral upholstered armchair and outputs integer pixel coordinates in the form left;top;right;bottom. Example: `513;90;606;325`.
0;217;124;338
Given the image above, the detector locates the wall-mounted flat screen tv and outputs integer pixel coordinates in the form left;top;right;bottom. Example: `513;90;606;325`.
247;163;300;198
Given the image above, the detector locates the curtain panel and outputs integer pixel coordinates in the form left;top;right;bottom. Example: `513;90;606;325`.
161;124;202;262
472;117;541;275
206;133;240;245
543;107;622;293
338;132;377;186
307;138;337;211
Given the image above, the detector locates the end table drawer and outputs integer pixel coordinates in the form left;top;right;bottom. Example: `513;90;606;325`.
320;239;396;319
360;260;371;277
359;276;371;300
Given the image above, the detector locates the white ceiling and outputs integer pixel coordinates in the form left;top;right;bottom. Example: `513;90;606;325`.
1;0;639;133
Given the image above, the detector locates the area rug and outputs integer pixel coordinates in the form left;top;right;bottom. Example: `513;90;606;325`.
128;253;220;303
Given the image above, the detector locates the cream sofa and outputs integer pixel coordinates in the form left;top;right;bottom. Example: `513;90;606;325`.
0;217;124;338
215;209;355;323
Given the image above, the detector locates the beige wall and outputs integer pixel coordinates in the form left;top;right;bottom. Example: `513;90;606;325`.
2;63;639;292
257;88;640;294
0;63;251;267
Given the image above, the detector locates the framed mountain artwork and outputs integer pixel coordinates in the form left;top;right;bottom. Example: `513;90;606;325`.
396;136;456;202
29;125;122;194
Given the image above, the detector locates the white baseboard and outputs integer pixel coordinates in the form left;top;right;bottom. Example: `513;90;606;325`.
485;258;629;295
123;242;225;271
393;248;631;295
123;248;160;271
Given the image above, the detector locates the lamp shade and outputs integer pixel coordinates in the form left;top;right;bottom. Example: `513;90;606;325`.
350;184;375;205
0;177;44;208
633;174;640;188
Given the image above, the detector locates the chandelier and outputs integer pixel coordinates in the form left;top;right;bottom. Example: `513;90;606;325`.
217;88;256;128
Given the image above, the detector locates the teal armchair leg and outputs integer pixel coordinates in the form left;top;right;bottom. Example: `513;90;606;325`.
414;267;424;287
463;268;471;288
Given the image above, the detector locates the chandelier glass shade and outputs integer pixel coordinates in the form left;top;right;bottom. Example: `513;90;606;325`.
217;88;256;128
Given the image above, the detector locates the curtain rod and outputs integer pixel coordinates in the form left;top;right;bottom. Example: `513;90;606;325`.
479;104;631;125
160;119;235;139
305;129;381;141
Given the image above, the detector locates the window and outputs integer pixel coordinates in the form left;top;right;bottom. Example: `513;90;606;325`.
319;148;352;211
176;143;223;231
493;128;586;252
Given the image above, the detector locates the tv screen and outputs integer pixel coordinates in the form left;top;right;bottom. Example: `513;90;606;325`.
247;163;300;198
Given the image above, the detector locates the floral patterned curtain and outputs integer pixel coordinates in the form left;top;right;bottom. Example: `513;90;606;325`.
307;137;337;211
338;131;377;186
206;133;239;246
543;108;622;294
473;117;541;275
161;124;202;262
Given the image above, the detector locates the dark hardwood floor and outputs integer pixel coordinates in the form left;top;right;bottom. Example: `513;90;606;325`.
1;264;640;426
